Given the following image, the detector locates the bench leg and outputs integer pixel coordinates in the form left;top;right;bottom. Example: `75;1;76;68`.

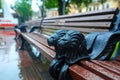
49;59;63;80
59;63;73;80
49;59;73;80
25;43;41;62
19;35;25;50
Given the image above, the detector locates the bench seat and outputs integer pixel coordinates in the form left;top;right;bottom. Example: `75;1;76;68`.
16;29;120;80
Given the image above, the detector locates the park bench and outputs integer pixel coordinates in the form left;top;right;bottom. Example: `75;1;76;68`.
16;8;120;80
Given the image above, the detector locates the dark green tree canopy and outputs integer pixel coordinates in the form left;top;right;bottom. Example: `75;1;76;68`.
0;0;2;9
14;0;33;22
45;0;58;9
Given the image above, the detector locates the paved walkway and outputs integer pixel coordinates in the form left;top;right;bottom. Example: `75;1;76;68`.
0;30;52;80
0;33;22;80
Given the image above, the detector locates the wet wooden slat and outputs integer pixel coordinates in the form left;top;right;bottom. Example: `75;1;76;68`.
91;60;120;75
42;22;112;28
43;14;114;23
96;61;120;72
81;61;120;80
26;33;54;50
21;33;55;61
42;26;109;33
69;64;104;80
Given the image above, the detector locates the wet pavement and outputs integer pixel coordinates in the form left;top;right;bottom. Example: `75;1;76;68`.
0;30;53;80
0;31;22;80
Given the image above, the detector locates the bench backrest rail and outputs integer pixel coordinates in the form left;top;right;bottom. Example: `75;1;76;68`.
24;8;120;38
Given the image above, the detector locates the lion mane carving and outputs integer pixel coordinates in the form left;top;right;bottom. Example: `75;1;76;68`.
47;30;67;47
58;30;89;64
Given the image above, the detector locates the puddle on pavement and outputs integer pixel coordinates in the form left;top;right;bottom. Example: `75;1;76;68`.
0;30;53;80
0;34;23;80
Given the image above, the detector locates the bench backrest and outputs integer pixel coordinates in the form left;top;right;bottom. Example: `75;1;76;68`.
25;8;119;36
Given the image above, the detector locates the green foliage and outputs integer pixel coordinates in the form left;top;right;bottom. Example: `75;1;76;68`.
100;0;107;4
83;0;92;7
70;0;107;7
44;0;107;15
44;0;104;15
71;0;93;7
14;0;33;22
0;0;2;9
45;0;58;9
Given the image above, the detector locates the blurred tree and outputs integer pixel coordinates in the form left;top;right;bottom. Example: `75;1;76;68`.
44;0;70;15
58;0;70;15
45;0;58;9
44;0;107;15
37;0;46;18
100;0;107;4
71;0;106;11
13;0;33;24
0;0;2;9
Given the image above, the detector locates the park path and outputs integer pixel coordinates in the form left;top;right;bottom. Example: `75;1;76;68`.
0;30;23;80
0;30;52;80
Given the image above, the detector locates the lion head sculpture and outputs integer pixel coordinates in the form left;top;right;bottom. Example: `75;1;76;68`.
47;30;67;80
48;30;89;80
58;30;84;49
47;30;67;47
58;30;89;65
47;30;68;59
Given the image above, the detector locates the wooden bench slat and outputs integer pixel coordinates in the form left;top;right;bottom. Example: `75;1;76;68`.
111;61;120;66
91;61;120;75
97;61;120;72
43;14;115;23
26;33;54;50
42;26;109;33
43;22;112;28
42;32;53;36
21;33;55;61
42;28;56;34
81;61;120;80
69;64;104;80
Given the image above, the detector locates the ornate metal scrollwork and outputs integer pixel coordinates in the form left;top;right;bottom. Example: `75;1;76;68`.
48;30;89;80
18;25;27;32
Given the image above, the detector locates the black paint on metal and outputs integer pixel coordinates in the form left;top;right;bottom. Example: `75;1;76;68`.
48;30;89;80
18;25;27;50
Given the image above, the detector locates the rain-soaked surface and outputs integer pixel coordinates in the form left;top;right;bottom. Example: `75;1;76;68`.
0;30;22;80
0;30;52;80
